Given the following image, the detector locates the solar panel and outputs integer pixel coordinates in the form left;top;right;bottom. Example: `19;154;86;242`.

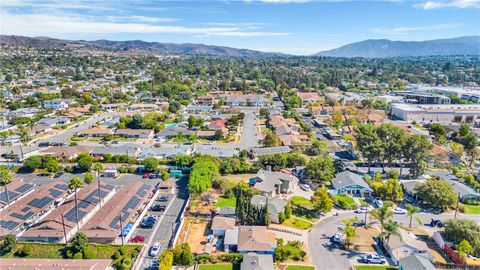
28;196;54;209
109;216;120;229
104;184;115;191
49;189;63;198
0;220;20;230
65;208;87;223
54;183;69;191
0;191;20;203
15;183;34;193
122;197;140;212
21;206;31;212
136;184;150;197
10;211;35;220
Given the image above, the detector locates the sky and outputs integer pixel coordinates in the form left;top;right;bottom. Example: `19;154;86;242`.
2;0;480;55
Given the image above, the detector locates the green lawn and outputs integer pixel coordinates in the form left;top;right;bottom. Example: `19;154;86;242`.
355;266;398;270
289;196;313;208
216;197;236;208
283;216;313;230
333;195;357;210
286;266;315;270
198;264;239;270
462;204;480;214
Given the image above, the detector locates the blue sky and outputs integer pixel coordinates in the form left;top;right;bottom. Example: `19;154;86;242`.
2;0;479;55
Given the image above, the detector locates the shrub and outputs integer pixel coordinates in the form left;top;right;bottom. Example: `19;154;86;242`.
279;212;286;223
16;244;32;257
83;247;95;259
73;252;83;259
1;234;17;254
217;253;243;263
195;254;212;264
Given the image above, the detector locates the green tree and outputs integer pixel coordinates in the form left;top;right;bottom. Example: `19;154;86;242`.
378;178;403;202
377;123;406;171
406;204;421;228
370;202;394;232
143;157;159;172
429;123;446;143
382;220;401;245
68;177;84;229
403;134;432;177
69;232;88;256
304;156;335;186
188;159;219;195
24;156;43;170
415;177;457;211
159;250;174;270
354;124;383;172
160;169;169;181
311;187;333;213
84;173;94;184
172;243;194;266
77;155;93;171
46;159;61;173
1;234;17;254
444;219;480;256
262;129;281;147
0;168;13;206
342;218;357;250
457;240;473;259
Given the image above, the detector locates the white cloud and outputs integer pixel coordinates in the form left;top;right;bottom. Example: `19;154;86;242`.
106;15;180;23
370;23;463;34
243;0;313;3
414;0;480;9
1;10;290;37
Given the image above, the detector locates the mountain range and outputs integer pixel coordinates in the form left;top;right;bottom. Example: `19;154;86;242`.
1;35;479;58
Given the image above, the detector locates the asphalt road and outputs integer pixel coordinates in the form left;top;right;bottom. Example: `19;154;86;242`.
136;177;189;270
309;210;480;270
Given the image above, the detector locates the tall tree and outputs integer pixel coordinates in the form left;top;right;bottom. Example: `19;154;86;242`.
354;124;383;172
68;177;84;229
382;220;401;245
369;202;394;232
0;168;13;206
304;156;335;186
403;134;432;177
406;204;421;228
377;123;406;171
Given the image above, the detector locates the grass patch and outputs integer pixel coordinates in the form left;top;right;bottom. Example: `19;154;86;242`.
289;196;313;208
286;266;315;270
333;195;357;210
216;197;237;208
283;216;313;230
198;264;239;270
462;204;480;215
355;266;398;270
1;242;141;260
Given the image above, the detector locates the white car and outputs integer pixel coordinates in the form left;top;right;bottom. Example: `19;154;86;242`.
332;232;343;243
299;184;311;191
363;254;387;264
354;207;369;214
393;207;407;214
204;142;213;145
149;242;160;257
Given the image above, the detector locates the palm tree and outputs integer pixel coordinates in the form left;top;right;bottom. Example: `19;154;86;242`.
382;220;402;245
0;168;13;206
342;218;357;250
406;204;421;228
369;202;394;232
68;176;83;230
92;163;104;207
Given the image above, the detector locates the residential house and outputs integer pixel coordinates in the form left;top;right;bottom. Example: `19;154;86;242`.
384;228;431;265
43;99;73;110
186;105;213;114
40;146;94;161
100;103;126;110
91;144;142;159
208;120;227;130
155;126;194;139
237;226;276;254
127;103;159;112
249;146;292;158
115;129;154;139
197;95;215;105
250;170;298;197
0;259;111;270
37;117;71;127
240;253;274;270
138;145;193;159
194;145;237;158
399;254;435;270
224;226;239;252
29;124;52;136
250;195;287;224
297;92;321;106
225;95;269;107
216;206;236;218
78;126;114;137
211;216;236;236
330;171;373;198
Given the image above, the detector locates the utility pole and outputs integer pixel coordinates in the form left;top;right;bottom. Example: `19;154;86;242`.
61;212;68;244
364;208;368;229
454;195;460;219
119;212;124;245
97;171;102;208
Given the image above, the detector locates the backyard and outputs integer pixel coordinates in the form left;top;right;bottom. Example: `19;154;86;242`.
285;266;315;270
462;204;480;214
198;263;239;270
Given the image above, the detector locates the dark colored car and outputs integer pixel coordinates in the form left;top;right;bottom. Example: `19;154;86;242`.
157;196;168;202
149;173;158;179
150;204;166;212
431;219;444;228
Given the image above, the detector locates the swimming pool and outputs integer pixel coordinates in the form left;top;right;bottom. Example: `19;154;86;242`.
164;123;178;128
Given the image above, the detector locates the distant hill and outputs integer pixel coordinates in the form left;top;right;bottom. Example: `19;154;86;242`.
0;35;283;57
316;36;480;58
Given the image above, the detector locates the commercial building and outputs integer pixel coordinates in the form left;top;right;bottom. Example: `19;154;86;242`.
19;183;116;243
81;183;153;244
404;92;450;104
43;99;73;110
0;182;67;239
391;103;480;124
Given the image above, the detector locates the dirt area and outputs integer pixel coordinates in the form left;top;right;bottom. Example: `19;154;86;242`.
350;226;380;253
219;174;255;184
179;217;210;254
404;226;449;264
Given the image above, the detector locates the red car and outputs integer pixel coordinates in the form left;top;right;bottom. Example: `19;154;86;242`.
143;173;151;179
130;235;145;243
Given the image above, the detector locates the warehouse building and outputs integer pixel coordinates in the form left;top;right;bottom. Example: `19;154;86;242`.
391;103;480;124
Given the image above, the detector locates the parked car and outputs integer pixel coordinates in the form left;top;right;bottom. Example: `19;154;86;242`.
332;232;343;243
431;219;444;228
149;173;158;179
157;196;169;202
404;196;415;203
354;207;369;214
150;204;166;212
143;173;151;179
140;216;157;229
204;142;213;145
130;235;145;243
363;254;386;264
393;207;407;214
149;242;160;257
299;184;311;191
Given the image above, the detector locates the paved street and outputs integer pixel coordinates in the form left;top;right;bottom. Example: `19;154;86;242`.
309;210;480;270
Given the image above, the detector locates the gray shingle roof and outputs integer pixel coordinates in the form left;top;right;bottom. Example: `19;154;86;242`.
331;171;370;190
399;254;435;270
241;253;274;270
